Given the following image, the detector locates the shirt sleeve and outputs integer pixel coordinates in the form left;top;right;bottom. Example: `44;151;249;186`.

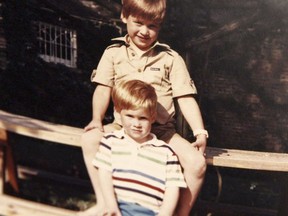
92;137;113;172
91;47;116;87
170;54;197;98
165;152;187;188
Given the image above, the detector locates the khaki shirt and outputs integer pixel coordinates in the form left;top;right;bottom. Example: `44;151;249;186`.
91;36;197;125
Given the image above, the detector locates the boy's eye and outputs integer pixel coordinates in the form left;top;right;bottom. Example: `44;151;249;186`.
149;23;161;30
139;116;149;121
125;114;148;120
135;21;142;26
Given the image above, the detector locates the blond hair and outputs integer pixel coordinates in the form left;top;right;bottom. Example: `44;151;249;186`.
112;80;157;120
122;0;166;23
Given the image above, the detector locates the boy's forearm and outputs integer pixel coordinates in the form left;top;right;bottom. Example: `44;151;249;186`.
177;96;208;151
91;85;112;121
177;96;205;130
98;168;119;211
158;187;180;216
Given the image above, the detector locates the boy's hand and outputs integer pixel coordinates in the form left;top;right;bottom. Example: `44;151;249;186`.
103;210;122;216
84;120;104;132
191;134;207;153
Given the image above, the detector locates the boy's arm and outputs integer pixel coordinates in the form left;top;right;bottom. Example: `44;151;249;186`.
157;187;180;216
84;84;112;132
177;95;207;152
98;168;122;215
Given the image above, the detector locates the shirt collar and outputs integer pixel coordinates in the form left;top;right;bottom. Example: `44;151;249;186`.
114;128;163;146
112;35;170;51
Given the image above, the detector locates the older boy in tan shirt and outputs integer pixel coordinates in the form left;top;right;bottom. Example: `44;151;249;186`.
80;0;208;215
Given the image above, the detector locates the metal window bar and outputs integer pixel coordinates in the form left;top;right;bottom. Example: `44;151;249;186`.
35;22;77;68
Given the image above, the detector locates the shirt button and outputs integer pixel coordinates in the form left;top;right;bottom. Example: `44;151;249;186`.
131;52;135;57
138;69;141;72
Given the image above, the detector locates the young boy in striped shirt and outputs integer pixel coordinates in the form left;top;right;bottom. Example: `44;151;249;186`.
93;80;186;216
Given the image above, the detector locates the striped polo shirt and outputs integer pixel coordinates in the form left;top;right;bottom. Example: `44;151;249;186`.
93;129;187;213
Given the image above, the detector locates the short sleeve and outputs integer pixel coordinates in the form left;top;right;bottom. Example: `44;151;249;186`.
91;48;116;87
92;138;113;172
165;153;187;188
170;54;197;98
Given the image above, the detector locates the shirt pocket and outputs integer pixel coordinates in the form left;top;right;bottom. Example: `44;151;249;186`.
113;61;136;82
144;64;170;92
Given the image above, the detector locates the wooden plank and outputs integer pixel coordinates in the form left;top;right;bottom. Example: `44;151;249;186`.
1;110;288;172
0;194;77;216
0;110;83;147
206;147;288;172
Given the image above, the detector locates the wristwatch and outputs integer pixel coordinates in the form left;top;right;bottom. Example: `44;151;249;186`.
193;129;209;138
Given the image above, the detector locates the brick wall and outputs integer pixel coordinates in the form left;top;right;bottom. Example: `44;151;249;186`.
186;2;288;152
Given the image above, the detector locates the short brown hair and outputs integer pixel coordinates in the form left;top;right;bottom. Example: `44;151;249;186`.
112;80;157;120
122;0;166;23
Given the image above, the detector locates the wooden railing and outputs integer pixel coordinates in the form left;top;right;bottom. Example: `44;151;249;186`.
0;109;288;216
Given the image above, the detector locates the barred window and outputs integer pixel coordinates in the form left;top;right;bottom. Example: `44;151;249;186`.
34;22;77;68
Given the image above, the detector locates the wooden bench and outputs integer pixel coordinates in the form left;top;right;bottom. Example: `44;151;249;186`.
0;109;288;215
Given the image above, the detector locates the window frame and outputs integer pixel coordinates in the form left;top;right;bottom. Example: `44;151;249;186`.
34;21;77;68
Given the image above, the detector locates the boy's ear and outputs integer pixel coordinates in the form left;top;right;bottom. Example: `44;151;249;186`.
120;12;127;23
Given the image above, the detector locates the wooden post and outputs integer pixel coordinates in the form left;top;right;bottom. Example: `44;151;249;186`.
0;129;19;192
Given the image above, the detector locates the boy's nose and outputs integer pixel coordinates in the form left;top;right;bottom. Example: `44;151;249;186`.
132;119;141;127
140;26;149;36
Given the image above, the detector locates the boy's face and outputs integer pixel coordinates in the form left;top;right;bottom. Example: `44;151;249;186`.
120;107;154;143
122;15;161;51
